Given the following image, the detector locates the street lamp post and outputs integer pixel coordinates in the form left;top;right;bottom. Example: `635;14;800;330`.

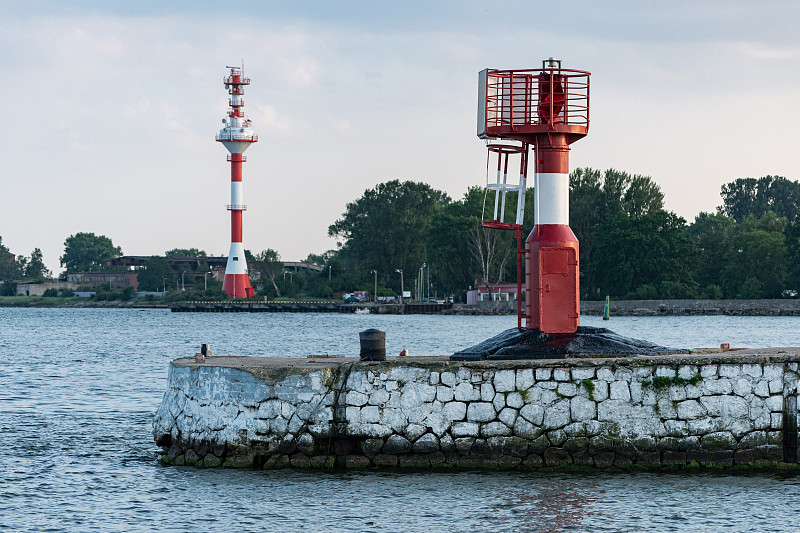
427;264;430;301
328;264;331;281
181;271;186;291
395;269;403;304
370;270;377;303
420;263;426;301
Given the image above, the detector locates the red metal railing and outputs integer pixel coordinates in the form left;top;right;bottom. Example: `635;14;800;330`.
223;76;251;85
482;68;589;132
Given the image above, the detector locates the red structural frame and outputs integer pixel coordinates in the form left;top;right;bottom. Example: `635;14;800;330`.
480;67;589;144
482;220;527;329
481;141;530;329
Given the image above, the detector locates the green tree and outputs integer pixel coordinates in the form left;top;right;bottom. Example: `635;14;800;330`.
426;200;478;297
0;236;23;282
722;212;788;298
165;248;207;257
718;176;800;223
687;212;736;292
250;249;284;297
304;251;335;265
590;210;698;298
60;233;122;273
328;180;450;282
23;248;51;281
136;256;174;291
624;174;665;218
785;221;800;291
569;168;666;299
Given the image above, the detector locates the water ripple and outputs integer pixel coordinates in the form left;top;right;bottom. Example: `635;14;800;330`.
2;309;800;532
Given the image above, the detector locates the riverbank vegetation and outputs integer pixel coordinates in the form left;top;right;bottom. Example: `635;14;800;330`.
312;172;800;302
3;171;800;302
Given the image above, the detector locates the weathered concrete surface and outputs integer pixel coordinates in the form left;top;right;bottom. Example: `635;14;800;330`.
153;349;800;470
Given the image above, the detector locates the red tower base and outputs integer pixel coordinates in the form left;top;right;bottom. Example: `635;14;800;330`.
223;274;254;299
525;224;579;333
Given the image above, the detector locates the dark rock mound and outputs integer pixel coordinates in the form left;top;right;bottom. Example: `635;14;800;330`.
451;326;687;361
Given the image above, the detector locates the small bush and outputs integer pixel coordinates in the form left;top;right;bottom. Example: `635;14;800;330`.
659;281;697;299
624;284;659;300
737;277;762;299
701;284;723;299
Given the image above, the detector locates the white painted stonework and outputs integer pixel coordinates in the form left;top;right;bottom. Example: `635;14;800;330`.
153;354;800;469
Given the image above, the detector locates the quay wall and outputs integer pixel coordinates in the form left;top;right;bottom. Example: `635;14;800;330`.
581;299;800;316
153;351;800;470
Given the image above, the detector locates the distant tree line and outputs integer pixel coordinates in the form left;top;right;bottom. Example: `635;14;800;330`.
299;173;800;302
5;173;800;302
0;237;51;295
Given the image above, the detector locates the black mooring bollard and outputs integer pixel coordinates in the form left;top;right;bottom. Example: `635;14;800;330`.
359;329;386;361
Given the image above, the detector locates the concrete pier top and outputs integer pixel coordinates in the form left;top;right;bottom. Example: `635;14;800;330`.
174;348;800;371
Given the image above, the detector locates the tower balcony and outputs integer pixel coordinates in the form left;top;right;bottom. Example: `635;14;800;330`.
223;76;250;85
216;132;258;142
227;204;247;211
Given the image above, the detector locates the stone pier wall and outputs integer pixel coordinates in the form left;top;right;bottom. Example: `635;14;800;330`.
580;298;800;316
153;351;800;470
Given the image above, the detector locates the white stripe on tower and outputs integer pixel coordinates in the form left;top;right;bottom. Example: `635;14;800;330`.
226;243;247;275
535;172;569;225
231;181;243;207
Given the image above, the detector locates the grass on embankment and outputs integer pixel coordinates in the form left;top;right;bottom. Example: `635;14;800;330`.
0;296;166;308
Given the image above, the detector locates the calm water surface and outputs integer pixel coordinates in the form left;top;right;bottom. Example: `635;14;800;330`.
1;308;799;532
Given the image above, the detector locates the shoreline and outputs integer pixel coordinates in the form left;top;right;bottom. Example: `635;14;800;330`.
0;297;168;309
3;297;800;316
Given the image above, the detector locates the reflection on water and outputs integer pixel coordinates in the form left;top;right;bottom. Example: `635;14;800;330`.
1;308;799;532
490;477;603;533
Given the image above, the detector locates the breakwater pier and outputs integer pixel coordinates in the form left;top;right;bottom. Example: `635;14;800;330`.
154;348;800;470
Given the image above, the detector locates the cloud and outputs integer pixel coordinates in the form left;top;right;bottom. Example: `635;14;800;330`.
122;98;152;119
726;41;800;61
253;104;291;132
3;2;800;276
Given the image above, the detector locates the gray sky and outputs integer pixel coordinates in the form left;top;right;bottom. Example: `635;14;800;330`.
2;1;799;275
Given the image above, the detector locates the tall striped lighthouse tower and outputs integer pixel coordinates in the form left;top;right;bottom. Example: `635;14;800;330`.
216;65;257;299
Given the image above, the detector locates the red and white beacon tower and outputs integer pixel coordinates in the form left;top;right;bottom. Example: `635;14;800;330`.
216;65;258;299
478;58;590;333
